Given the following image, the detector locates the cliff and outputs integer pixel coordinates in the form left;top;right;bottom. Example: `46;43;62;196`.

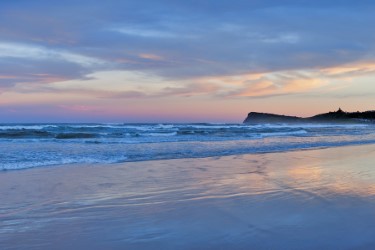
243;112;302;123
243;108;375;124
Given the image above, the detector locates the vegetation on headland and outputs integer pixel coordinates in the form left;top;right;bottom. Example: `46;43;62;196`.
243;108;375;124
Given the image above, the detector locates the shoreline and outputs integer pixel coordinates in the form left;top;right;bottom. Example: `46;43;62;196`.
2;122;375;171
2;144;375;249
4;142;375;172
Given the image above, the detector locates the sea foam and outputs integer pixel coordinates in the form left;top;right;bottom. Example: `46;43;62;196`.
1;123;375;170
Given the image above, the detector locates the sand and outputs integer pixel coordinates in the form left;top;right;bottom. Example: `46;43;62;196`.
2;145;375;249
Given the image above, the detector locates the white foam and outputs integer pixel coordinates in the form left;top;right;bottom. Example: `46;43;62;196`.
0;156;128;170
0;125;58;130
144;132;178;137
260;129;308;137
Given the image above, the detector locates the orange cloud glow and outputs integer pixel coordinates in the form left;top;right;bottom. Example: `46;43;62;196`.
321;62;375;77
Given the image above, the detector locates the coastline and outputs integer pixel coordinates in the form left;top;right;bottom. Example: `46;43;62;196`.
2;144;375;249
2;122;375;170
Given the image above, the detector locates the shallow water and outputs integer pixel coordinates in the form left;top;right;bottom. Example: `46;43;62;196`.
1;123;375;170
1;145;375;249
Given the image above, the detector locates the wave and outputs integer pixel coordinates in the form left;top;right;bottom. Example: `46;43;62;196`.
1;123;375;170
0;130;52;138
3;138;375;170
0;125;58;130
0;123;315;139
143;132;178;137
0;156;129;171
260;129;308;137
55;133;98;139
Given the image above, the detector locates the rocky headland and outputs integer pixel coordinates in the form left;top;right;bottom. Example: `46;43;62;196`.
243;108;375;124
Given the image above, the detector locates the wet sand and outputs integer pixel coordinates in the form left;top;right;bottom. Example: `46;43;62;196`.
2;145;375;249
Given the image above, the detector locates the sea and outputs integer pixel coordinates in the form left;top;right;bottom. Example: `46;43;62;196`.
1;122;375;170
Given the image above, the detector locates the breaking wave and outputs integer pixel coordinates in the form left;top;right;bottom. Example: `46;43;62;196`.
1;123;374;170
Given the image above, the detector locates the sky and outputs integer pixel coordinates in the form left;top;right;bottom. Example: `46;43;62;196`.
1;0;375;123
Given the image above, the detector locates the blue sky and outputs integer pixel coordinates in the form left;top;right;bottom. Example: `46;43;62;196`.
1;1;375;122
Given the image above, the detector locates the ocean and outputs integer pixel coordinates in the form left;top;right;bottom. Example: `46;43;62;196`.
1;122;375;170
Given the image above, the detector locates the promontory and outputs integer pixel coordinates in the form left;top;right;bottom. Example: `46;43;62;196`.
243;108;375;124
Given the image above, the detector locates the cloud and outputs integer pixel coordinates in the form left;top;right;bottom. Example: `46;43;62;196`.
320;62;375;78
225;75;326;98
0;42;104;67
0;42;110;92
159;82;220;97
138;53;164;61
2;0;375;82
110;27;178;39
0;58;92;93
230;80;278;97
104;90;148;99
261;33;300;44
1;0;375;101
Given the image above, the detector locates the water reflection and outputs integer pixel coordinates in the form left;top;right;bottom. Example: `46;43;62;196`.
2;145;375;249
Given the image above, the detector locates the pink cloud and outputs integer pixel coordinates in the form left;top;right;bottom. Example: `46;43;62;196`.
138;53;164;61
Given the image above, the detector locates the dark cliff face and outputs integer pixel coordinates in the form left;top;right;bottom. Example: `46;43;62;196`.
243;109;375;124
243;112;302;123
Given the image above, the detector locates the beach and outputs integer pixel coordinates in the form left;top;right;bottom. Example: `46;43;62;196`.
3;0;375;249
2;144;375;249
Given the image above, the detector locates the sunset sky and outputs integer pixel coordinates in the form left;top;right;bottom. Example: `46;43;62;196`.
1;0;375;122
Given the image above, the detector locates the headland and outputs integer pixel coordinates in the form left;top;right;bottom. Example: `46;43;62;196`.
243;108;375;124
